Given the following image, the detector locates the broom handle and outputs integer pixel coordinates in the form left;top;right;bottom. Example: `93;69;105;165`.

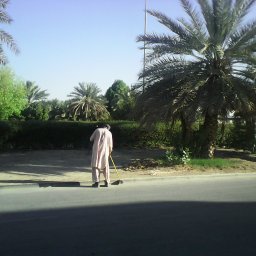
110;155;121;179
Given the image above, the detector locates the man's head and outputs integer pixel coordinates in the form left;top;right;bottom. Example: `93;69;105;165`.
105;124;111;130
99;123;111;130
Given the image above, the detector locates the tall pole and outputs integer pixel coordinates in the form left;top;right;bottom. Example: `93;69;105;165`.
143;0;147;93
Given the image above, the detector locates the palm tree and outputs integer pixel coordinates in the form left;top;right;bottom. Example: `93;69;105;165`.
136;0;256;158
0;0;19;64
25;81;49;105
68;82;110;120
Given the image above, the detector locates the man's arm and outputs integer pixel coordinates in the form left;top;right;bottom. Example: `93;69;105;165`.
90;129;97;142
108;132;113;154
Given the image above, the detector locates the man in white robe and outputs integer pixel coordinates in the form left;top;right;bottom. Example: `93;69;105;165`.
90;124;113;187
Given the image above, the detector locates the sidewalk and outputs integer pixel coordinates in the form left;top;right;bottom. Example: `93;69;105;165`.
0;149;166;188
1;149;256;189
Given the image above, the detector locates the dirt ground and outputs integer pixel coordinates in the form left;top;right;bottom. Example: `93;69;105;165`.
1;148;256;186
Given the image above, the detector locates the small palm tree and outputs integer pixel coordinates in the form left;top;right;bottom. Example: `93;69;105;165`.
137;0;256;158
68;82;110;120
0;0;19;64
25;81;49;105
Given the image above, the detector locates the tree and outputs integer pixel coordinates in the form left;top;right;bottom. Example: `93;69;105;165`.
21;101;50;120
21;81;50;120
0;0;19;64
25;81;49;105
0;67;27;120
68;82;110;121
47;99;71;120
105;80;135;120
137;0;256;158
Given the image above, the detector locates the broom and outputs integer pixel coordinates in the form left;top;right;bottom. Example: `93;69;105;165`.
110;155;124;185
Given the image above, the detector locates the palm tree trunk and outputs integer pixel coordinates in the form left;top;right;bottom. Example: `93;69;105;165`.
180;113;192;148
245;116;256;152
85;104;88;119
199;112;218;158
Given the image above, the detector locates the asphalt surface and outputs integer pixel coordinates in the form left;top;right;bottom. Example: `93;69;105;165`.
1;149;256;255
1;175;256;256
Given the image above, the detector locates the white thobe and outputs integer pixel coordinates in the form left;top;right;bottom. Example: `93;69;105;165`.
90;128;113;183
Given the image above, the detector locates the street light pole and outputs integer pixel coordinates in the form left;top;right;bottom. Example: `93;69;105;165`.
143;0;147;93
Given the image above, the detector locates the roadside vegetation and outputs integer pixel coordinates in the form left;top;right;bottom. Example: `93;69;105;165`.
188;158;242;169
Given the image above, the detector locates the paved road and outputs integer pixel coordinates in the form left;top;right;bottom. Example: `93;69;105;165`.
1;175;256;256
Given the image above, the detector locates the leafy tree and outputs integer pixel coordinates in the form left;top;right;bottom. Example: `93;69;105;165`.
25;81;49;104
68;82;110;120
21;101;50;120
46;99;73;120
105;80;135;120
0;0;19;64
0;67;27;120
136;0;256;158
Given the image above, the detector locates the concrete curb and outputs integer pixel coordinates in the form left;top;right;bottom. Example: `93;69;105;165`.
0;183;39;189
119;172;256;183
0;181;85;190
1;172;256;189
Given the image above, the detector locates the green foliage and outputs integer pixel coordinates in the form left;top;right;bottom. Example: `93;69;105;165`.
2;121;96;150
0;0;19;64
225;116;256;152
136;0;256;157
25;81;49;104
1;119;256;151
165;147;190;165
48;99;71;120
0;121;176;150
0;121;16;149
0;68;27;120
189;158;240;169
105;80;135;120
68;82;110;121
216;122;234;148
21;101;51;120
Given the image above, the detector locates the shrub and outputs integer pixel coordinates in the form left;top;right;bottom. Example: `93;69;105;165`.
165;147;190;165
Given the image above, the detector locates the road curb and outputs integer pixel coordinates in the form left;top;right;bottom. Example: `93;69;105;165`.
0;181;84;190
121;172;256;183
0;183;39;189
1;172;256;189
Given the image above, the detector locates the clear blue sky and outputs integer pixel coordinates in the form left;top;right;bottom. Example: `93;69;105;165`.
4;0;255;100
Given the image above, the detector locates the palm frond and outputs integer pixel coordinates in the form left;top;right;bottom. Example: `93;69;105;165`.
233;0;256;24
0;46;7;64
148;10;190;39
136;0;256;129
177;18;206;47
196;0;214;37
0;0;19;63
0;30;19;54
25;81;49;104
180;0;206;35
0;0;9;9
0;10;11;23
227;20;256;51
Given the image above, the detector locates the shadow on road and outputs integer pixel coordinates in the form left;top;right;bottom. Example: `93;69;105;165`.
0;180;94;188
0;149;165;176
0;150;92;176
1;201;256;256
216;149;256;162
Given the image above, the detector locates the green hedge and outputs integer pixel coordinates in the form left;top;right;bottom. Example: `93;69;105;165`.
0;120;252;151
0;121;178;150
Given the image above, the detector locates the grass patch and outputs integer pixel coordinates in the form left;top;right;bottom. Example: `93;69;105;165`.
189;158;241;169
